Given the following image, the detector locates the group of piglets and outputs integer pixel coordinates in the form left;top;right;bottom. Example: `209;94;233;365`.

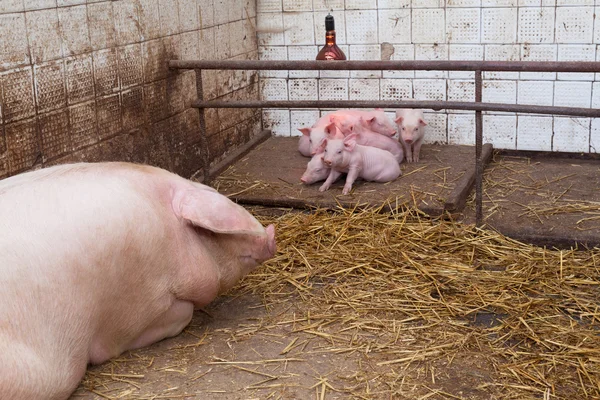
0;162;277;399
298;108;427;195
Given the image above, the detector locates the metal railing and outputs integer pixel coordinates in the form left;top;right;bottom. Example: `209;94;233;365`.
169;59;600;226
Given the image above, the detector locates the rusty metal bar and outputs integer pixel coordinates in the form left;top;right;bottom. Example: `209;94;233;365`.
194;69;211;185
475;71;483;228
193;99;600;118
170;59;600;73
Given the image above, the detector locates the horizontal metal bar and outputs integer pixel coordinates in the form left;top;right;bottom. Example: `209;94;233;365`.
192;100;600;118
170;59;600;73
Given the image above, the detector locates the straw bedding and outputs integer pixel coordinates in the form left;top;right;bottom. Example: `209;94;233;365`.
239;205;600;398
76;203;600;399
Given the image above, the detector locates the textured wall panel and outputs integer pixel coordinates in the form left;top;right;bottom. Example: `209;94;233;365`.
39;110;71;161
35;61;67;113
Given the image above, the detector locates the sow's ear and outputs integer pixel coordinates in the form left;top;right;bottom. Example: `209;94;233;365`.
173;188;263;235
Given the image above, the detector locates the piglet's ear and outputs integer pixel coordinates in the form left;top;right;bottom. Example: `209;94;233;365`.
174;188;263;235
324;122;337;136
394;116;403;124
343;133;358;151
419;118;428;126
312;138;327;155
344;139;356;151
299;127;311;136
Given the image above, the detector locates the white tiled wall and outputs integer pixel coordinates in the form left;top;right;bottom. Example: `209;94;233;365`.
258;0;600;153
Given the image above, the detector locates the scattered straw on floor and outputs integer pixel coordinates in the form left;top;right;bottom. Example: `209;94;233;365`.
74;203;600;399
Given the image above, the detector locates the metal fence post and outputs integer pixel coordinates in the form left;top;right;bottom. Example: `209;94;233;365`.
475;70;483;227
194;68;211;185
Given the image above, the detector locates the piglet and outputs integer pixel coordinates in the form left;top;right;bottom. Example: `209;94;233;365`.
298;135;311;157
298;122;343;156
319;133;402;195
395;109;427;163
300;153;335;185
342;117;405;163
0;162;276;400
331;109;396;137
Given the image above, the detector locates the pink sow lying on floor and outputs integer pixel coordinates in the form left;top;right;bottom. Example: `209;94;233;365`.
0;162;276;400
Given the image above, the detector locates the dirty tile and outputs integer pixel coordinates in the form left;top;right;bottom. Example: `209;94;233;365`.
26;8;62;63
517;81;554;106
554;81;592;108
118;44;143;89
198;0;215;28
58;0;85;5
346;10;378;44
412;9;445;44
69;101;98;150
318;78;348;100
288;78;318;100
113;0;141;45
553;117;590;152
198;27;216;60
66;54;94;105
121;86;144;131
422;112;447;144
24;0;56;10
483;115;516;150
229;20;246;57
58;5;92;55
260;78;288;100
144;79;168;122
5;119;41;174
518;7;554;44
179;0;199;31
87;1;116;50
380;78;412;100
446;8;480;43
159;0;180;36
39;110;71;160
516;116;552;151
0;0;24;13
229;0;244;22
262;109;290;136
413;79;446;101
555;6;594;43
142;39;168;83
378;9;411;44
180;31;200;60
214;24;231;59
349;78;379;100
96;94;122;140
93;48;119;95
1;67;36;123
448;114;475;145
138;0;161;40
34;60;67;113
0;13;29;67
482;8;517;43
